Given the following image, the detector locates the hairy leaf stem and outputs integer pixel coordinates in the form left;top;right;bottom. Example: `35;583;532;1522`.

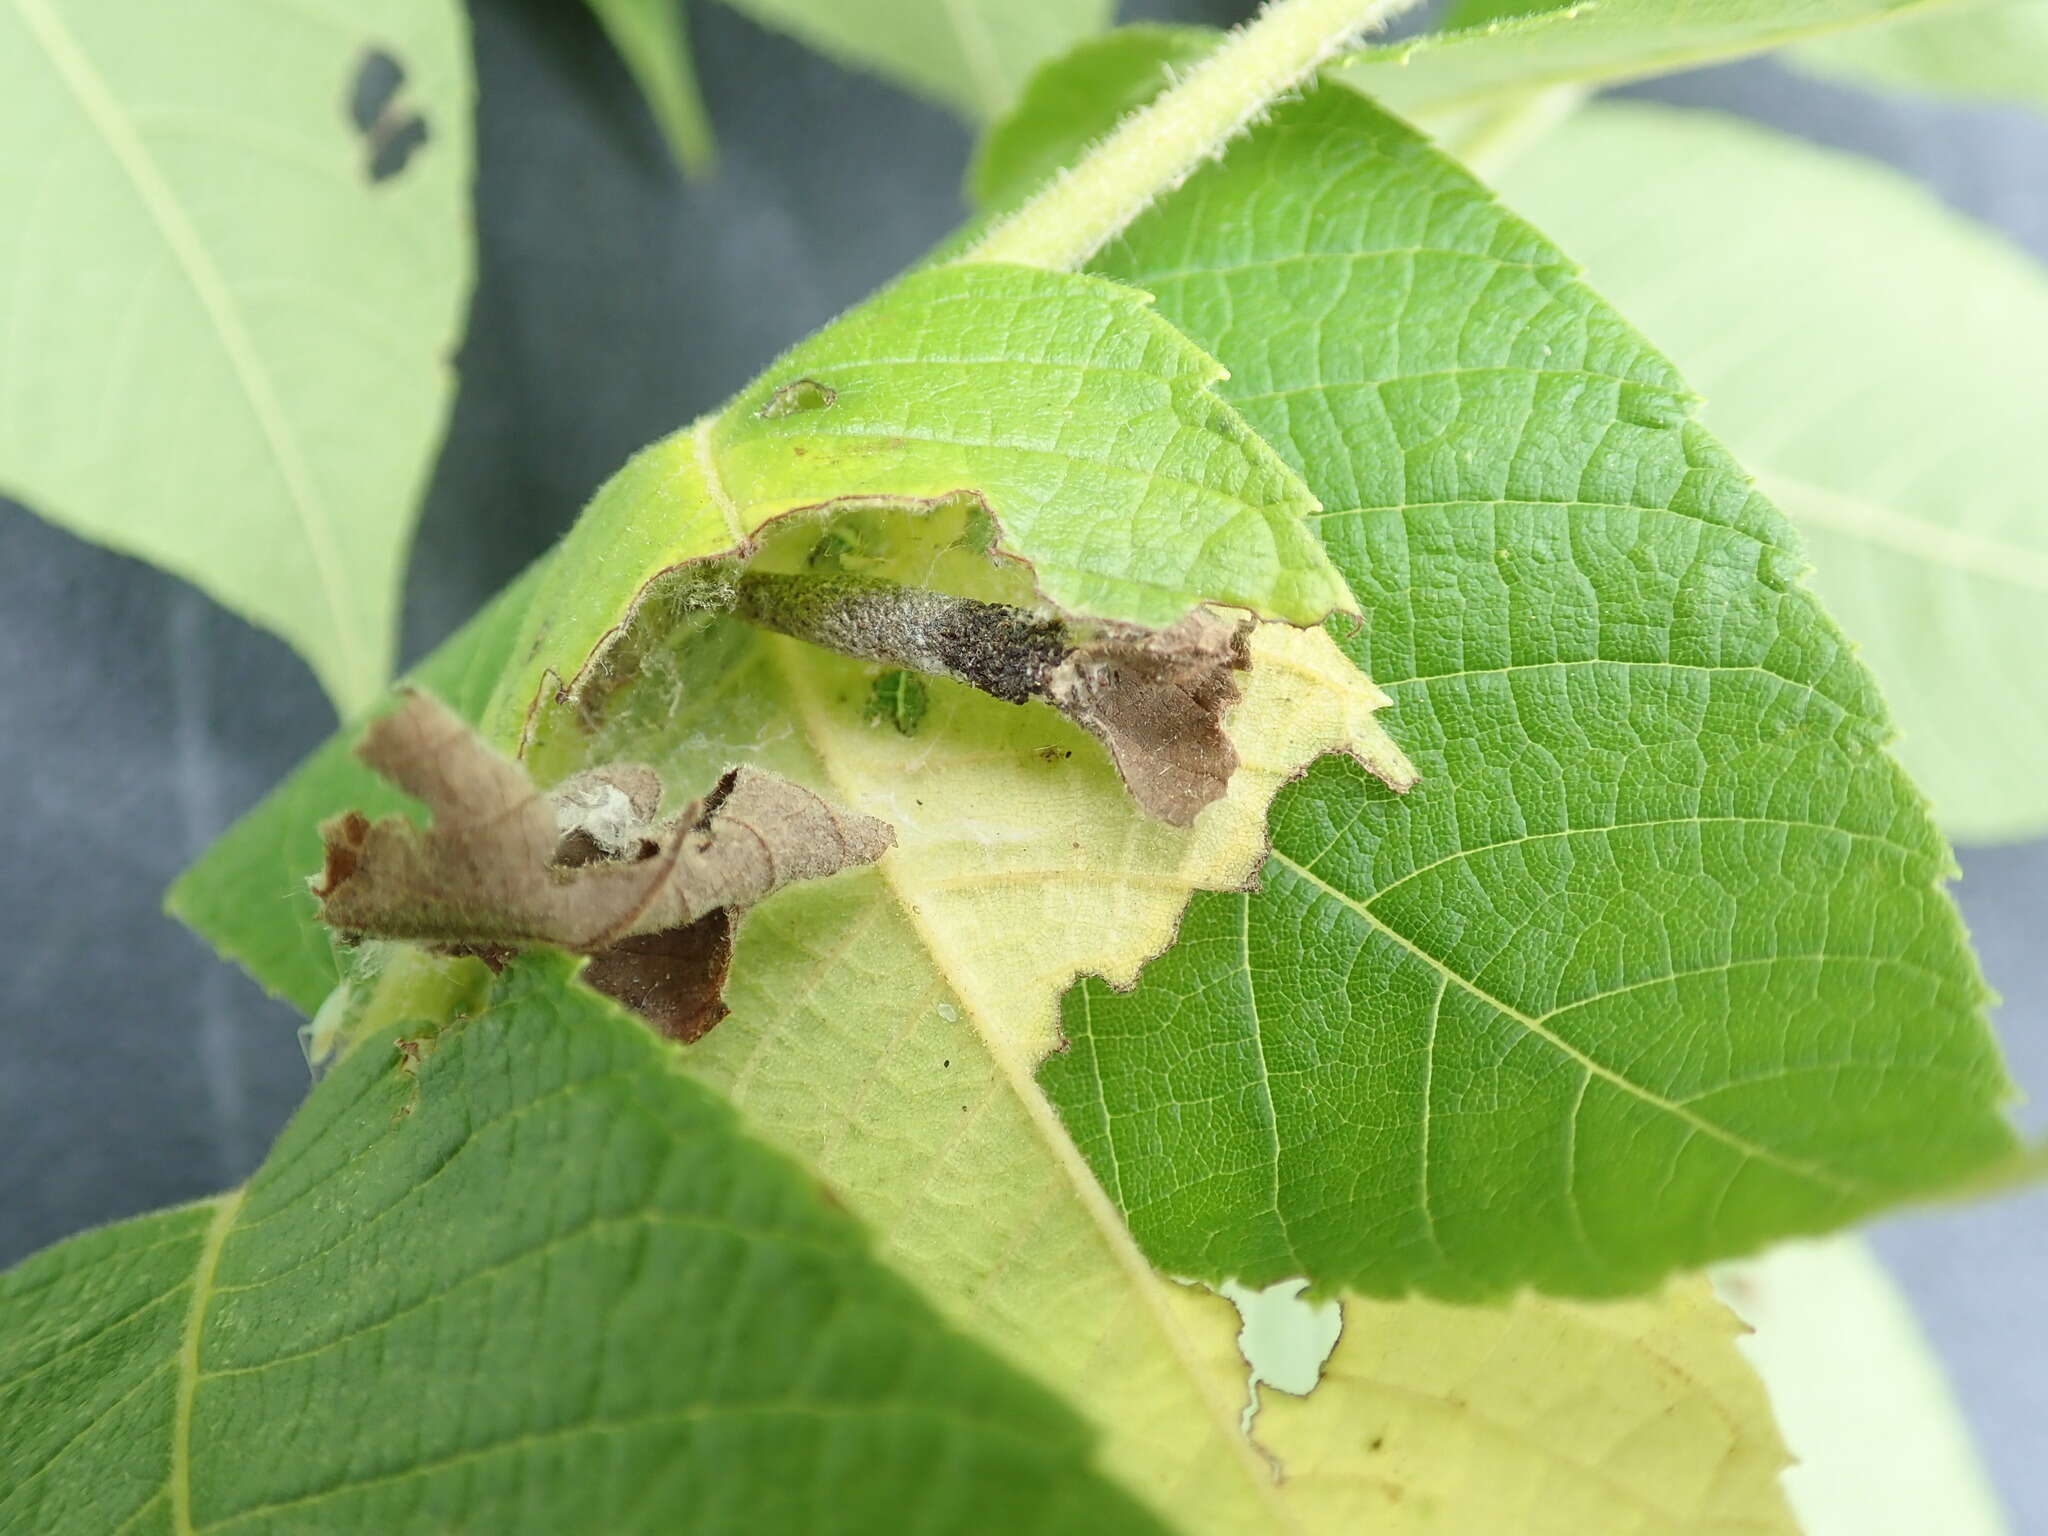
961;0;1423;272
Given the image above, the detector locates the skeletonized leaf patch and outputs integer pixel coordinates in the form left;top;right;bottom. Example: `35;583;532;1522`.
315;691;893;1038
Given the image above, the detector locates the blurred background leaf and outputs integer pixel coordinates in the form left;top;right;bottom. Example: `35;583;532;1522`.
1337;0;1972;122
588;0;716;173
594;0;1115;172
1789;0;2048;112
1716;1236;2008;1536
0;0;474;714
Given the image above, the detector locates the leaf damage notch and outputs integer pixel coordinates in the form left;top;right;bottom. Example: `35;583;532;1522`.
313;690;894;1041
734;571;1257;825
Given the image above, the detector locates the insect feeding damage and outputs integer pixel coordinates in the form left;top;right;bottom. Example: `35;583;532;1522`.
735;570;1253;826
313;691;893;1041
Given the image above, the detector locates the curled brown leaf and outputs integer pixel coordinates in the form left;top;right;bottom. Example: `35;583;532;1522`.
314;690;893;1038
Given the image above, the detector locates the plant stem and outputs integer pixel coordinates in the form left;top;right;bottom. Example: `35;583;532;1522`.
961;0;1424;273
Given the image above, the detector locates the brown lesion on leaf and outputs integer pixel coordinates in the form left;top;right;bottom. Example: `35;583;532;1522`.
733;570;1256;826
314;690;893;1041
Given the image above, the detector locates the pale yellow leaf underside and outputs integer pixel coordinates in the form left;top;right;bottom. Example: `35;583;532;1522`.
1160;1278;1796;1535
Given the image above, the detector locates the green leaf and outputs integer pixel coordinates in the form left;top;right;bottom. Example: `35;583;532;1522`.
1789;0;2048;111
1034;82;2017;1298
484;260;1355;754
588;0;716;174
968;26;1221;213
0;0;473;715
720;0;1112;123
1336;0;1974;121
169;51;1819;1531
0;954;1164;1535
1493;103;2048;843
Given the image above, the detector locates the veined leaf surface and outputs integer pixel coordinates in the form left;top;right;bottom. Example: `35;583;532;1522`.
1496;103;2048;843
485;260;1355;753
1030;81;2015;1296
167;243;1414;1528
0;0;472;714
0;956;1163;1534
159;50;1978;1536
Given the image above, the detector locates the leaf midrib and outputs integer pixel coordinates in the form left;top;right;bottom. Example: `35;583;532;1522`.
169;1188;243;1536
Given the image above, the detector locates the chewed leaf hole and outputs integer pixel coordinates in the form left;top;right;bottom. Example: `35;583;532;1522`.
760;378;838;419
1218;1278;1343;1436
347;46;430;183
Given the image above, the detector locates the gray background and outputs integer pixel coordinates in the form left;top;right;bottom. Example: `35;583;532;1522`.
3;0;2043;1523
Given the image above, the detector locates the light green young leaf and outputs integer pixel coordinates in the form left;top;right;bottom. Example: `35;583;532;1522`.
1336;0;1973;121
587;0;715;174
1790;0;2048;111
1494;103;2048;842
484;260;1355;754
0;0;472;715
720;0;1111;123
0;955;1164;1534
1025;80;2016;1298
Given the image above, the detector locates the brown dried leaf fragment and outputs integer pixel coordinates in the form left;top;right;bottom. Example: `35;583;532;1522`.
1048;610;1250;827
580;913;737;1044
314;691;892;1038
